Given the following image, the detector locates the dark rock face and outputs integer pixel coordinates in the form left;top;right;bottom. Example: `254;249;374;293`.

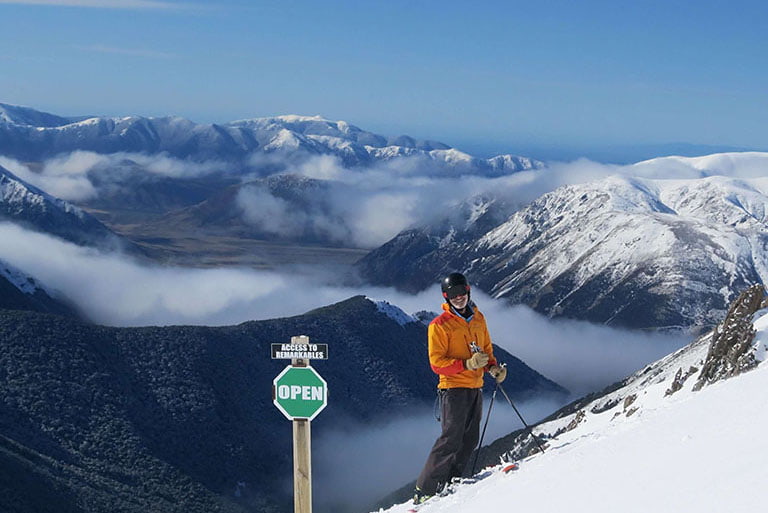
694;284;765;390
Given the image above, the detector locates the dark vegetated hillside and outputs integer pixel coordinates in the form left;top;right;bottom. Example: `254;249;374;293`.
0;296;564;512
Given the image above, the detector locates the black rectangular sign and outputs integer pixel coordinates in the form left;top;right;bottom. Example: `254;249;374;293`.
271;343;329;360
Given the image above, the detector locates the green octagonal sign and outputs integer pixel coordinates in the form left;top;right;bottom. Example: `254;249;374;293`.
273;365;328;421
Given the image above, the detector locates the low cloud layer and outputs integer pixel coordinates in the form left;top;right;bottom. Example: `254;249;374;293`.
0;151;228;202
5;150;768;249
0;221;689;397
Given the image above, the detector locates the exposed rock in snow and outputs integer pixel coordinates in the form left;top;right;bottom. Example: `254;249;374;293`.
694;283;765;389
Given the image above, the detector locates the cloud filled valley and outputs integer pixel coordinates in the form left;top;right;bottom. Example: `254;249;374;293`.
5;149;768;251
0;217;690;512
0;221;687;399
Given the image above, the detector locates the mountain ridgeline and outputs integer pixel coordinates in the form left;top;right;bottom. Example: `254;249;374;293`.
0;296;566;513
0;165;138;253
0;103;539;175
357;174;768;330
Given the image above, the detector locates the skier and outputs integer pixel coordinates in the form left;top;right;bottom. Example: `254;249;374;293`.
413;272;507;505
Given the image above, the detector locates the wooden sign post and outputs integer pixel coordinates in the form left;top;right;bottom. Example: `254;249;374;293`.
272;335;328;513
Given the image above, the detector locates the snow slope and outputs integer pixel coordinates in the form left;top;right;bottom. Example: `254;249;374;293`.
381;309;768;513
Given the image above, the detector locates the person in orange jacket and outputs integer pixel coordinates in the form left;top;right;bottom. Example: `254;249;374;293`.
413;272;507;505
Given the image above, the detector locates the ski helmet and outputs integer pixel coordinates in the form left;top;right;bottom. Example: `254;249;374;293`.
441;272;470;300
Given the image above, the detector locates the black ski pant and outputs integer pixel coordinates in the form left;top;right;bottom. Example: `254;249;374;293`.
416;387;482;494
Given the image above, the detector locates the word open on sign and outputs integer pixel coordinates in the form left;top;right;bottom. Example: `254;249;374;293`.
277;384;325;401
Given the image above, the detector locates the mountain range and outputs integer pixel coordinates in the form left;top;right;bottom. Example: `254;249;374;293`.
5;103;768;331
0;102;542;265
0;103;540;175
357;173;768;330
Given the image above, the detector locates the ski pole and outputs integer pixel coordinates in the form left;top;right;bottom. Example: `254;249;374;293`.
470;381;498;476
498;384;546;454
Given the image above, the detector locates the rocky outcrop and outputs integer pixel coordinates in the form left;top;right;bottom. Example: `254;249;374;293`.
664;366;699;397
694;284;766;390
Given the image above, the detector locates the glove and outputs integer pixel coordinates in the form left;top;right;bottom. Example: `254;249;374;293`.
489;365;507;383
465;352;489;370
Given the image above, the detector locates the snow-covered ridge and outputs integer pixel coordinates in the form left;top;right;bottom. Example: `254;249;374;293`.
0;165;89;220
458;173;768;328
0;259;44;295
634;151;768;176
0;102;79;128
0;164;129;252
0;102;542;175
369;298;419;326
382;296;768;513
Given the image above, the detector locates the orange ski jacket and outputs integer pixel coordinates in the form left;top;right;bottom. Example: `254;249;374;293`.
428;302;497;389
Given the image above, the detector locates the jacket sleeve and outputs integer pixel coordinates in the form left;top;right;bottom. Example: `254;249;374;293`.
428;322;465;376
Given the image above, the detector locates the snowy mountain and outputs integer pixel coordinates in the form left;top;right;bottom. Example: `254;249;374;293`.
381;284;768;513
0;103;540;175
358;174;768;330
0;102;86;127
0;164;139;252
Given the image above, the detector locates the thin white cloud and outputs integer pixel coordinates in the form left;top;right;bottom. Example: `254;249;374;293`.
0;0;183;8
0;155;99;202
77;44;177;59
0;152;231;202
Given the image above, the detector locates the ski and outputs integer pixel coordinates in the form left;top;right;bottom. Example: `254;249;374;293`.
502;462;520;473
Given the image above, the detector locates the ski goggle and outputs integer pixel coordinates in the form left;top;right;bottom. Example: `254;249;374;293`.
443;283;470;300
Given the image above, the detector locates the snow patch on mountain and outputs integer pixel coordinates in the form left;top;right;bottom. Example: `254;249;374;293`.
0;165;90;220
753;312;768;362
0;259;43;295
467;174;768;327
370;298;419;326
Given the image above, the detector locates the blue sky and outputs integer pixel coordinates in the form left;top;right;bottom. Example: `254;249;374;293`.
1;0;766;160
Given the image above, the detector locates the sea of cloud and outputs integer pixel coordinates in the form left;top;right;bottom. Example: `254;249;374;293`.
0;221;688;397
4;149;767;249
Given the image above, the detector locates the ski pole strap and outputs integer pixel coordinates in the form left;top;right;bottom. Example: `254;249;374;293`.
434;389;444;422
